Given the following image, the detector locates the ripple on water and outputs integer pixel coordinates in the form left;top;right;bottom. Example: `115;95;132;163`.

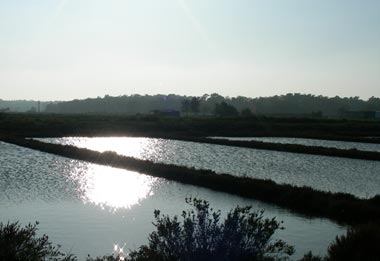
41;137;380;198
0;141;346;259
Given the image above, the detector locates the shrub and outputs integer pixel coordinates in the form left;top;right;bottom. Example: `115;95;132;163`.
299;251;324;261
127;198;294;261
0;221;75;261
326;223;380;261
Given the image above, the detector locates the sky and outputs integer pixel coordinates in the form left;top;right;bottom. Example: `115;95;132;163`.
0;0;379;101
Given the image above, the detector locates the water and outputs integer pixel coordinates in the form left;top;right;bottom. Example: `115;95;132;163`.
0;141;344;259
40;137;380;198
210;136;380;152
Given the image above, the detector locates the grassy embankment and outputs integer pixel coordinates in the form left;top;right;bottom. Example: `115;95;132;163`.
165;136;380;161
1;113;380;161
1;113;380;259
1;112;380;142
1;113;380;225
1;136;380;226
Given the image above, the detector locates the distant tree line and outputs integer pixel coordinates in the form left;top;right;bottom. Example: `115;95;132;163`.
3;94;380;117
0;99;52;113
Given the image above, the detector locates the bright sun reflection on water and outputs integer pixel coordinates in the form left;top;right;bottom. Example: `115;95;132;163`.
64;139;158;256
73;137;151;158
70;164;156;211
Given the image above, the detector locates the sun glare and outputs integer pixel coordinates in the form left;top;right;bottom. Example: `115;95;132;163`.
72;137;152;158
70;164;156;211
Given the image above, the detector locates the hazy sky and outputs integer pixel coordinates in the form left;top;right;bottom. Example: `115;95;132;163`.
1;0;379;101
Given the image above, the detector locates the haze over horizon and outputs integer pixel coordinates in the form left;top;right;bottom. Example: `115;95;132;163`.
2;92;380;103
1;0;379;101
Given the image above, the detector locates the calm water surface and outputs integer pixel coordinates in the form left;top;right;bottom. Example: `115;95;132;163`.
41;137;380;198
0;141;344;259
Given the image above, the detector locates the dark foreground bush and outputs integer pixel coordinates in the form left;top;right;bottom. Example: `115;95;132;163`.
326;223;380;261
125;198;294;261
87;198;294;261
298;251;323;261
0;221;74;261
298;223;380;261
4;204;380;261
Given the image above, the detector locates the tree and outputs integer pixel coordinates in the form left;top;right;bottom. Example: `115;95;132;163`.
181;97;200;115
127;198;294;261
28;106;37;113
241;108;254;117
181;99;191;115
298;252;323;261
190;97;200;114
326;223;380;261
214;102;239;117
0;221;74;261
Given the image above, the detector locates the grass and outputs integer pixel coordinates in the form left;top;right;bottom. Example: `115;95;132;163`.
1;113;380;161
1;113;380;141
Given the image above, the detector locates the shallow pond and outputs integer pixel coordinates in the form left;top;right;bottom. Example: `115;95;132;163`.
40;137;380;198
0;141;344;259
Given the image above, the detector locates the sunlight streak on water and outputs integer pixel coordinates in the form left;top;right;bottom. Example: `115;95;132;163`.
113;243;127;260
63;137;157;210
0;141;346;259
70;137;151;158
71;164;156;211
40;137;380;198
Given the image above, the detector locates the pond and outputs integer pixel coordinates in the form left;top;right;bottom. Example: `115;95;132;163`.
40;137;380;198
0;141;344;259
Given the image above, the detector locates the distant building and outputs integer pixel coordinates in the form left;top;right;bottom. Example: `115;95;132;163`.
342;110;380;119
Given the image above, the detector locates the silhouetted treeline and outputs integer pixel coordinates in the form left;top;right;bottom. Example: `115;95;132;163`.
42;93;380;117
0;99;52;113
2;94;380;117
252;94;380;117
46;94;185;115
